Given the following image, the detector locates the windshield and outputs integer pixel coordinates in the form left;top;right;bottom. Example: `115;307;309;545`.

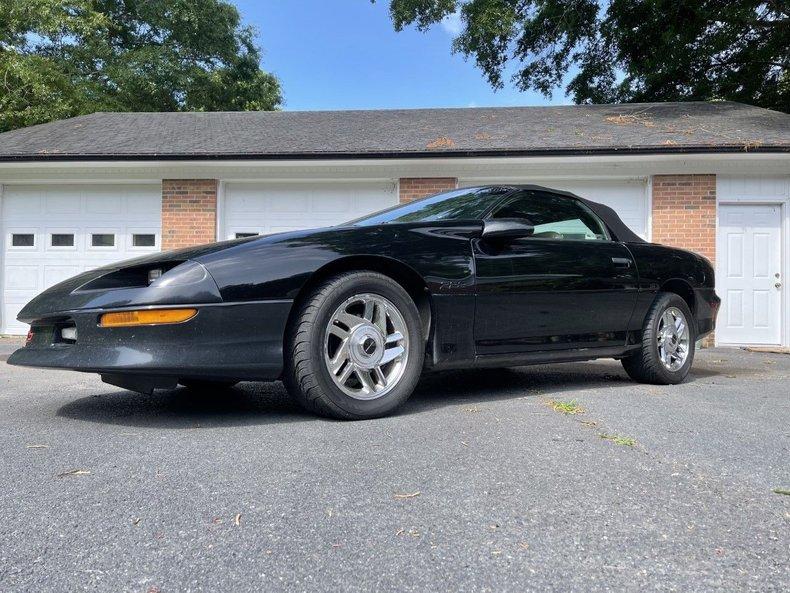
349;187;512;226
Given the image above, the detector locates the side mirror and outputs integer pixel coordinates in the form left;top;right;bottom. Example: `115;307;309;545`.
481;218;535;241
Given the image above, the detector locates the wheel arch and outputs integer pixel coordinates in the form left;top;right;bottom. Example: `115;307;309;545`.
659;278;697;317
287;255;433;342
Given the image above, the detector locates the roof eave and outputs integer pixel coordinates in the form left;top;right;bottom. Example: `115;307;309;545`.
0;144;788;163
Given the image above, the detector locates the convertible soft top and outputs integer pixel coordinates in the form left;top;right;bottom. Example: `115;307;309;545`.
509;185;646;244
579;198;645;244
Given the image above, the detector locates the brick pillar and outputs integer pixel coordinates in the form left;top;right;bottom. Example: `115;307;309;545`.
161;179;218;250
399;178;457;203
651;175;716;263
652;174;716;346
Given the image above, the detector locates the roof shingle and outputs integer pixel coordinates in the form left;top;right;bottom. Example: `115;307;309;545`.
0;101;787;161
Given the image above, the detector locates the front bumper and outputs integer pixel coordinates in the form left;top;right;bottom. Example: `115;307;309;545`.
7;300;292;382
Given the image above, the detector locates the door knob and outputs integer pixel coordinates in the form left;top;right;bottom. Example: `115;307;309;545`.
776;283;783;289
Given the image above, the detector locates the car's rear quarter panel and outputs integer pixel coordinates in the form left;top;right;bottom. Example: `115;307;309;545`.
626;242;718;338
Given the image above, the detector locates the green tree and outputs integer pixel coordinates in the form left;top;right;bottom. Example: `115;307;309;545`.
0;0;282;132
382;0;789;112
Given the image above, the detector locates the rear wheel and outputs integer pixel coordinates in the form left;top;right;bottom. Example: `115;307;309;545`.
283;271;424;420
622;292;695;385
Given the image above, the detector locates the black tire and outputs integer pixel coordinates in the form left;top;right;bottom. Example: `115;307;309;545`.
283;271;424;420
179;379;239;390
622;292;696;385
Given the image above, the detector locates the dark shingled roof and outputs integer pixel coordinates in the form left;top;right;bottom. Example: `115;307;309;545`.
0;101;787;161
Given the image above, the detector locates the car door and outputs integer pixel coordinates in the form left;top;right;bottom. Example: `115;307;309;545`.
473;189;639;356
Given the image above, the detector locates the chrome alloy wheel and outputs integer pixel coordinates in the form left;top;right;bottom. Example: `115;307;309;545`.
324;293;409;400
657;306;690;371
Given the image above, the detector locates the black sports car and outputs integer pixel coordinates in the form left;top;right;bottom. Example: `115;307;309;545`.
8;185;720;419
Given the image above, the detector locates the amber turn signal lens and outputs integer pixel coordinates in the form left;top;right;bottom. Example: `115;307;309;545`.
99;308;197;327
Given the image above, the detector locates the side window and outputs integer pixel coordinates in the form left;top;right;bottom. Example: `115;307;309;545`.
491;191;609;241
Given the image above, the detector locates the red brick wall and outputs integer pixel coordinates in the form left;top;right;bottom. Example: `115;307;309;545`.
651;175;716;263
161;179;218;250
399;178;457;203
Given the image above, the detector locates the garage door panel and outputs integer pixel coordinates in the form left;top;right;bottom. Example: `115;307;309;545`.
3;304;24;331
124;192;160;220
270;225;305;233
85;191;122;215
5;188;43;219
44;265;82;288
357;194;391;212
223;182;397;239
45;191;81;214
5;266;39;291
270;196;309;213
2;184;161;334
312;195;352;213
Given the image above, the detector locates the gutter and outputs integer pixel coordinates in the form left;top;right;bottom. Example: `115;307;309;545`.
0;145;788;163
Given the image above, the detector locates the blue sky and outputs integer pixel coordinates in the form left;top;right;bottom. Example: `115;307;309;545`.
232;0;570;111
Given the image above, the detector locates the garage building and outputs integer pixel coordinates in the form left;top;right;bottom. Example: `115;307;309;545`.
0;102;788;346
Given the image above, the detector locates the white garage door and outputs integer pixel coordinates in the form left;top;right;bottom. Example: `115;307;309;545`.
459;178;649;239
222;182;398;239
1;184;161;334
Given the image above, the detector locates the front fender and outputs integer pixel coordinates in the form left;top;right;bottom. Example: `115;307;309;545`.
195;223;479;302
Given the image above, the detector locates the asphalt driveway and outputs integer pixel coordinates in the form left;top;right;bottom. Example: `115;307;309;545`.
1;345;788;592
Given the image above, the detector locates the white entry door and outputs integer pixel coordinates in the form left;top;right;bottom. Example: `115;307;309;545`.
717;204;783;345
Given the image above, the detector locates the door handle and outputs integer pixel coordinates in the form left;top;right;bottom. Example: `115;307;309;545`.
611;257;632;268
776;282;783;289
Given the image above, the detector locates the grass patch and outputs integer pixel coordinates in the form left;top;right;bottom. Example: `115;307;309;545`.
599;433;637;447
546;399;585;415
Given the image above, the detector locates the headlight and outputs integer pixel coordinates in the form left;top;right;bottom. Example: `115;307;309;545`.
77;260;208;291
149;261;208;287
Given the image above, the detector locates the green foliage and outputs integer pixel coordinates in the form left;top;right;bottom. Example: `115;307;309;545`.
383;0;790;112
0;0;282;132
599;433;637;447
546;399;585;415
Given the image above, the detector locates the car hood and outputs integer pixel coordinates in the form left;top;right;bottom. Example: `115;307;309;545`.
15;257;227;324
13;231;326;323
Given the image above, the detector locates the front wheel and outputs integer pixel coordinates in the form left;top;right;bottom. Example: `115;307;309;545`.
622;292;696;385
283;271;424;420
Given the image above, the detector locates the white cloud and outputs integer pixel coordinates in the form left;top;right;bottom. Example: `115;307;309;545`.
440;11;464;36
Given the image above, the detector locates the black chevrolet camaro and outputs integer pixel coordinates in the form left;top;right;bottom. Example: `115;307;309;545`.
9;185;720;419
